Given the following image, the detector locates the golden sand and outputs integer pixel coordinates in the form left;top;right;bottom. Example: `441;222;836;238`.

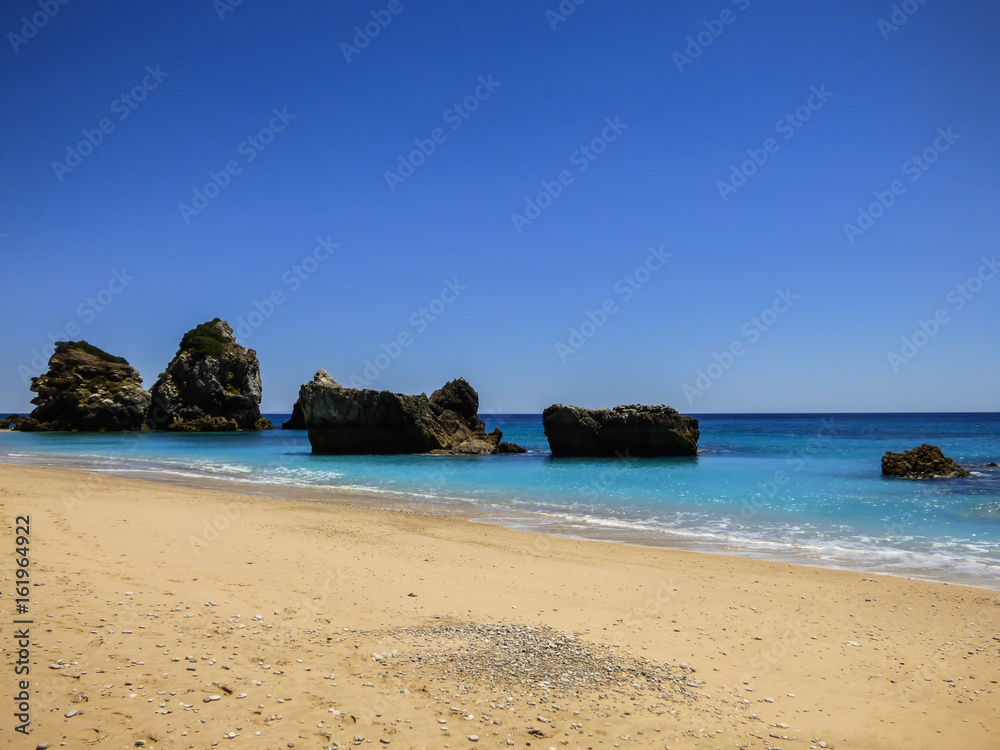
1;463;998;749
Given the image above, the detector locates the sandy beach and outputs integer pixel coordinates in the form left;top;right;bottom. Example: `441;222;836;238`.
2;463;999;750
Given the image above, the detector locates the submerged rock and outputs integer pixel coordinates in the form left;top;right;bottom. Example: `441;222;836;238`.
17;341;150;431
282;399;305;429
298;370;521;455
148;319;272;431
542;403;699;457
495;441;528;454
881;444;970;479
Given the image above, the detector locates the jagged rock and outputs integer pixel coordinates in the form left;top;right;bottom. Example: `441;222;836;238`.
987;462;999;468
282;400;305;429
298;371;522;455
15;341;150;432
881;444;970;479
148;319;272;432
542;403;699;457
1;414;28;430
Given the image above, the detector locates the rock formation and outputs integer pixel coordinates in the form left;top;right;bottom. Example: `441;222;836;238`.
148;319;272;431
282;400;305;429
1;414;28;430
542;404;699;457
16;341;150;431
298;371;521;455
881;444;971;479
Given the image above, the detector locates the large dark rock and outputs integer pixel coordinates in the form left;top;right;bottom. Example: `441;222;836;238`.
881;444;970;479
16;341;150;431
282;400;305;429
148;319;272;432
542;403;699;457
298;370;520;455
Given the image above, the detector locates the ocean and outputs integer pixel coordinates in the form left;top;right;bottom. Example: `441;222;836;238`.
3;412;1000;589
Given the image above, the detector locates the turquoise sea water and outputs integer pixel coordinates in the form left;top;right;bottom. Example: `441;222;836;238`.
3;413;1000;589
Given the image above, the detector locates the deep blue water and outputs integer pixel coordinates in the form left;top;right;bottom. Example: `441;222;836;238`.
3;413;1000;588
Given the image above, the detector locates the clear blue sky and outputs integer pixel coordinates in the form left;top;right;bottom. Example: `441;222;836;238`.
2;0;998;414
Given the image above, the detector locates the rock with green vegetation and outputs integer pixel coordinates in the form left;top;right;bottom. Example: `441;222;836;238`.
17;341;150;431
881;444;971;479
148;318;272;431
1;414;28;430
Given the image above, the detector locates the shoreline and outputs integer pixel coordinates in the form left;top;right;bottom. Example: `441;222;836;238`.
2;449;999;592
2;463;999;749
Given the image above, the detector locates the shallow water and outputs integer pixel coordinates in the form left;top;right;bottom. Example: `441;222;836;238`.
3;412;999;589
